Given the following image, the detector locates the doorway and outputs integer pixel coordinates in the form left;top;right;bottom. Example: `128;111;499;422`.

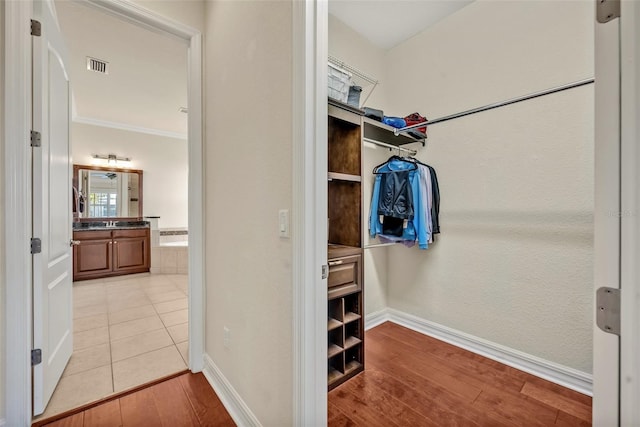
3;0;204;424
32;0;193;419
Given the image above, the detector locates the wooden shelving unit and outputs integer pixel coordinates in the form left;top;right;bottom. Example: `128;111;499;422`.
327;99;365;390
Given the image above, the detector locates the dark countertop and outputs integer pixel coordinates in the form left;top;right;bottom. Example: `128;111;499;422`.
73;220;150;231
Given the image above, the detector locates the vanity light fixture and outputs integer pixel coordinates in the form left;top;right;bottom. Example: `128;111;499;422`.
92;153;132;167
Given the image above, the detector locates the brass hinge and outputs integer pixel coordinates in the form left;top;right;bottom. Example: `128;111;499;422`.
597;0;620;23
31;19;41;37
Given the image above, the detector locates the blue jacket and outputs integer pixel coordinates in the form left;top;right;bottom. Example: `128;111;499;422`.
369;159;429;249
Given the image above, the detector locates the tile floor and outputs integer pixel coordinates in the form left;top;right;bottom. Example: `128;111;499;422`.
38;273;189;420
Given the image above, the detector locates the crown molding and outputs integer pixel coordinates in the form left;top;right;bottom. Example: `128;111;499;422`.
73;115;187;140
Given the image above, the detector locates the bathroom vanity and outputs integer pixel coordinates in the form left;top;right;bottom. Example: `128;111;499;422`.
72;164;150;281
72;223;151;281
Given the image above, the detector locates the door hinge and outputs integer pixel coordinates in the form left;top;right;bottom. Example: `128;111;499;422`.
321;264;328;280
596;0;620;23
596;287;620;336
31;19;41;37
31;349;42;366
31;238;42;254
30;130;41;147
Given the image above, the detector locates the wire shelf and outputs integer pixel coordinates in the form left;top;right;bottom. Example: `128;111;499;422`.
328;56;379;107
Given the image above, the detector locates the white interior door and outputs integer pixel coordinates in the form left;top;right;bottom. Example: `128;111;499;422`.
32;0;73;416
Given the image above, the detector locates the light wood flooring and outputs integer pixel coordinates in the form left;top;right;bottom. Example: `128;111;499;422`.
329;322;592;426
37;372;234;427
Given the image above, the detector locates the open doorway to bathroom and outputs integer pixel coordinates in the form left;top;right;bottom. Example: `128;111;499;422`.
34;1;191;420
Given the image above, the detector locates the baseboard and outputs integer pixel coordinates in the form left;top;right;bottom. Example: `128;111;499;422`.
364;308;390;330
366;308;593;396
202;354;262;427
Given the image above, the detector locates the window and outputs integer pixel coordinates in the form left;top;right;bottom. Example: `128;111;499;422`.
89;191;117;217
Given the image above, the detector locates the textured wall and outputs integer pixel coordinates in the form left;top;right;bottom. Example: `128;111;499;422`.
329;14;390;315
383;0;594;373
204;1;293;425
72;123;188;229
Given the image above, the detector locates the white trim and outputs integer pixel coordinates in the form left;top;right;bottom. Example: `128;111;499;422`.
292;1;327;426
79;0;205;375
202;354;262;427
73;115;187;140
620;2;640;423
364;308;390;331
366;308;593;396
4;1;34;425
593;8;621;426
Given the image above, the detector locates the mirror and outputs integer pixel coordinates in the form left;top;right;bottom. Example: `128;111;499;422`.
73;165;143;219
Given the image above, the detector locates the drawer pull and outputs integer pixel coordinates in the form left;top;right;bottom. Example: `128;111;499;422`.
328;260;343;266
69;240;80;246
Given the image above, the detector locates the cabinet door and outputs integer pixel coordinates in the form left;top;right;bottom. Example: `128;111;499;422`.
73;238;113;280
113;236;150;273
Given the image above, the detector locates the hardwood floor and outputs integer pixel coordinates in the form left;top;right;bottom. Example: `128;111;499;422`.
329;322;592;426
38;373;235;427
42;322;591;427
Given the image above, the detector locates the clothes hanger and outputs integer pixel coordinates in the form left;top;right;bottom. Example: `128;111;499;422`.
372;154;418;174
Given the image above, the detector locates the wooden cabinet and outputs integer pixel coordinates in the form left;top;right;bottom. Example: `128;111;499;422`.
327;245;364;389
73;228;150;281
327;99;365;390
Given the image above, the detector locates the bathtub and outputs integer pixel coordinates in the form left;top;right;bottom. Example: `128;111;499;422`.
152;240;188;274
160;240;188;247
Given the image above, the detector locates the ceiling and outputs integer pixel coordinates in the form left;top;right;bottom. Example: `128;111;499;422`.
55;1;188;138
54;1;470;137
329;0;473;50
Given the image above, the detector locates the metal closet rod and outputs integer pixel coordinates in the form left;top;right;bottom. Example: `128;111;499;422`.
394;78;595;135
363;137;418;156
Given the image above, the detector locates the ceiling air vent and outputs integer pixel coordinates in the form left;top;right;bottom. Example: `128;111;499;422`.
86;57;109;74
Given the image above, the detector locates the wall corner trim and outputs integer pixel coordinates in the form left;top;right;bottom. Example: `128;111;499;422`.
364;309;391;331
366;308;593;396
202;354;263;427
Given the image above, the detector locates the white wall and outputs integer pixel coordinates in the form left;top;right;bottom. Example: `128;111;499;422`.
205;1;293;425
0;2;5;422
382;0;594;373
329;14;391;315
72;123;188;229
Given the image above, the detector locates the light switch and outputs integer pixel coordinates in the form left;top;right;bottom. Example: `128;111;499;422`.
279;209;290;238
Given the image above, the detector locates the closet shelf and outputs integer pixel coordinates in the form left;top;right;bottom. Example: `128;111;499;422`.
328;172;361;183
328;318;342;331
328;56;379;107
363;117;426;148
344;336;362;350
343;312;361;324
328;344;343;359
345;360;363;375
